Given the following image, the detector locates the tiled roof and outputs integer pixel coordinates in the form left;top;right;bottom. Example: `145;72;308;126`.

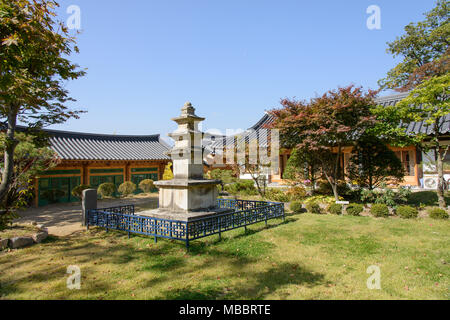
18;127;171;161
209;93;450;150
375;93;450;136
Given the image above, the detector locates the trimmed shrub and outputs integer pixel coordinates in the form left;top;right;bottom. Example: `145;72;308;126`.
328;203;343;215
371;204;390;218
303;195;336;207
225;180;258;196
346;204;364;216
97;183;116;198
290;201;303;214
265;188;290;202
162;163;174;180
396;205;418;219
286;186;307;201
208;169;235;184
139;179;155;193
428;208;449;220
118;181;137;197
71;185;91;200
305;202;322;214
407;191;438;206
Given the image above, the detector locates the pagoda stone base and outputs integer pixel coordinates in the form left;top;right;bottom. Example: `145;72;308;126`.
138;207;232;222
154;179;221;212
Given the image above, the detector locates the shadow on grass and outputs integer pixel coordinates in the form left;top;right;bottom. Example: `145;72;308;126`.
156;262;326;300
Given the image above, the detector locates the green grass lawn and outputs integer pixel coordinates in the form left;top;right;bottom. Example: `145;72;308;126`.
0;213;449;300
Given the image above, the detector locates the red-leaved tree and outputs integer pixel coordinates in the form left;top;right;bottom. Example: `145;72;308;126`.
269;85;378;200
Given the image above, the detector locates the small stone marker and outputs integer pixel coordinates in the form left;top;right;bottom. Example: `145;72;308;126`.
9;237;34;249
82;189;97;226
32;232;48;244
336;201;350;205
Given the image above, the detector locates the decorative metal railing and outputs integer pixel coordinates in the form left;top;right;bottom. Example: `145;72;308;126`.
87;200;285;249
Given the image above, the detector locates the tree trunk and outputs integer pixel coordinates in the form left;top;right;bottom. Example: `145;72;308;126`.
437;148;446;208
0;109;19;205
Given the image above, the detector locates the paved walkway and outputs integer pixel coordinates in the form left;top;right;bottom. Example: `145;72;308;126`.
15;195;158;237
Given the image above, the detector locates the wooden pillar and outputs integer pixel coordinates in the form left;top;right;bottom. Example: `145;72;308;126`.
82;162;89;185
125;162;130;182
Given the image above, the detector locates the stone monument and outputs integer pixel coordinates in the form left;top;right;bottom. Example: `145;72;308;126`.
140;102;229;221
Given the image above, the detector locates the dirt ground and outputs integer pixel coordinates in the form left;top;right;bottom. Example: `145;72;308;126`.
14;194;158;236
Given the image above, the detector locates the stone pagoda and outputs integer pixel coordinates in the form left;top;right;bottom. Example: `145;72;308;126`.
142;102;226;221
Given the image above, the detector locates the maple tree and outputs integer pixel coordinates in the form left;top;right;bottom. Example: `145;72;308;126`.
0;0;85;209
269;85;378;200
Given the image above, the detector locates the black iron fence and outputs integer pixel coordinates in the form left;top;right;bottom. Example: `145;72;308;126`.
87;199;285;248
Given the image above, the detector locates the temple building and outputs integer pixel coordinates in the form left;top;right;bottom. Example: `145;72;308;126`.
207;93;450;190
32;128;170;206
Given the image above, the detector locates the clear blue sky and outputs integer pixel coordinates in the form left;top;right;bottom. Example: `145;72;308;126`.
50;0;436;139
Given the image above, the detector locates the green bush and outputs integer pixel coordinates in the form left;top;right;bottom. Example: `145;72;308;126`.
305;202;322;214
315;181;351;197
407;191;438;206
208;169;236;184
71;185;91;200
290;201;303;214
139;179;155;193
225;180;258;196
370;203;390;218
285;186;307;201
265;188;290;202
328;203;343;215
97;183;116;198
346;204;364;216
118;181;137;197
361;186;411;207
396;205;418;219
303;195;336;207
428;208;449;220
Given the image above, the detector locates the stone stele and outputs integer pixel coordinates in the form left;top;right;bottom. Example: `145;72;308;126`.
140;102;230;221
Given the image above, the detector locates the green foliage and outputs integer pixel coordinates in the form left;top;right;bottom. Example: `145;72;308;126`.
270;85;378;200
265;188;290;203
305;202;322;214
283;148;320;187
290;201;304;214
0;183;33;230
346;204;364;216
370;204;390;218
118;181;137;197
162;163;174;180
0;132;57;216
304;195;339;207
285;186;307;201
97;183;116;198
208;169;235;184
328;203;343;215
360;186;411;207
0;0;86;205
428;208;449;220
225;180;257;196
139;179;155;193
396;205;419;219
407;191;438;206
379;0;449;91
71;185;90;200
347;135;404;189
